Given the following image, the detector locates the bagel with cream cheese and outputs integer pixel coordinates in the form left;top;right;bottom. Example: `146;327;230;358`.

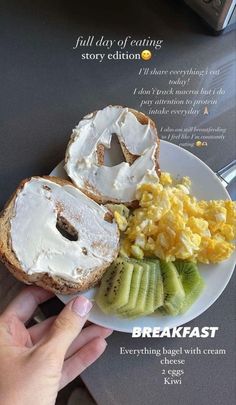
65;106;160;206
0;176;119;294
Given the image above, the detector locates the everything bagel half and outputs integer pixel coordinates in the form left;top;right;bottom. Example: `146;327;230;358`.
0;176;119;294
65;105;160;206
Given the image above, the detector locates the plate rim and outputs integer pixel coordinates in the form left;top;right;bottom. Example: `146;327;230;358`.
51;140;235;333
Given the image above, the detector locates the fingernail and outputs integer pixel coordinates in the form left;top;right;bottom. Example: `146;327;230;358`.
105;328;113;336
72;296;93;317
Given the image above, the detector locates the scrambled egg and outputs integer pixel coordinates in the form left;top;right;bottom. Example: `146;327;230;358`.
106;203;129;231
119;173;236;264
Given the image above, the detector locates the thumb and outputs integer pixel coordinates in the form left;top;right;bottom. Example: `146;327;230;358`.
45;296;93;359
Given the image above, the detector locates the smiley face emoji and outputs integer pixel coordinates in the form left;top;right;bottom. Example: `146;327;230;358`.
195;141;202;147
141;49;152;61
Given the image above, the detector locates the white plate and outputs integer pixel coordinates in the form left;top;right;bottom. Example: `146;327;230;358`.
51;140;236;333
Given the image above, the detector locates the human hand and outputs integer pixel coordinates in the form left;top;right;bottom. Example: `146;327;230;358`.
0;286;112;405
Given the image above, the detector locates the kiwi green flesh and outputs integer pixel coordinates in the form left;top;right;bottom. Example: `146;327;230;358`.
174;260;203;293
155;264;164;309
118;264;143;314
160;260;185;316
96;258;133;314
107;262;134;311
96;258;203;319
95;263;118;314
122;263;150;318
107;262;125;304
180;278;205;314
120;259;163;318
126;258;161;305
143;264;157;315
174;260;205;314
144;259;164;309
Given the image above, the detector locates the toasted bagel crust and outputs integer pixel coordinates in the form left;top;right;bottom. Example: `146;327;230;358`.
65;106;160;207
0;176;119;294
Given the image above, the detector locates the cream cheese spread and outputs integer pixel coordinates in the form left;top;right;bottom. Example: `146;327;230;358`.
10;178;119;282
65;106;159;203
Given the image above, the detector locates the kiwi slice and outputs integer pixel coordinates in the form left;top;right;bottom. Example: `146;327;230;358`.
117;263;143;315
96;262;118;314
143;262;157;315
120;258;164;318
174;260;205;314
96;258;133;314
160;260;185;315
144;259;164;310
107;260;134;311
124;262;150;318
